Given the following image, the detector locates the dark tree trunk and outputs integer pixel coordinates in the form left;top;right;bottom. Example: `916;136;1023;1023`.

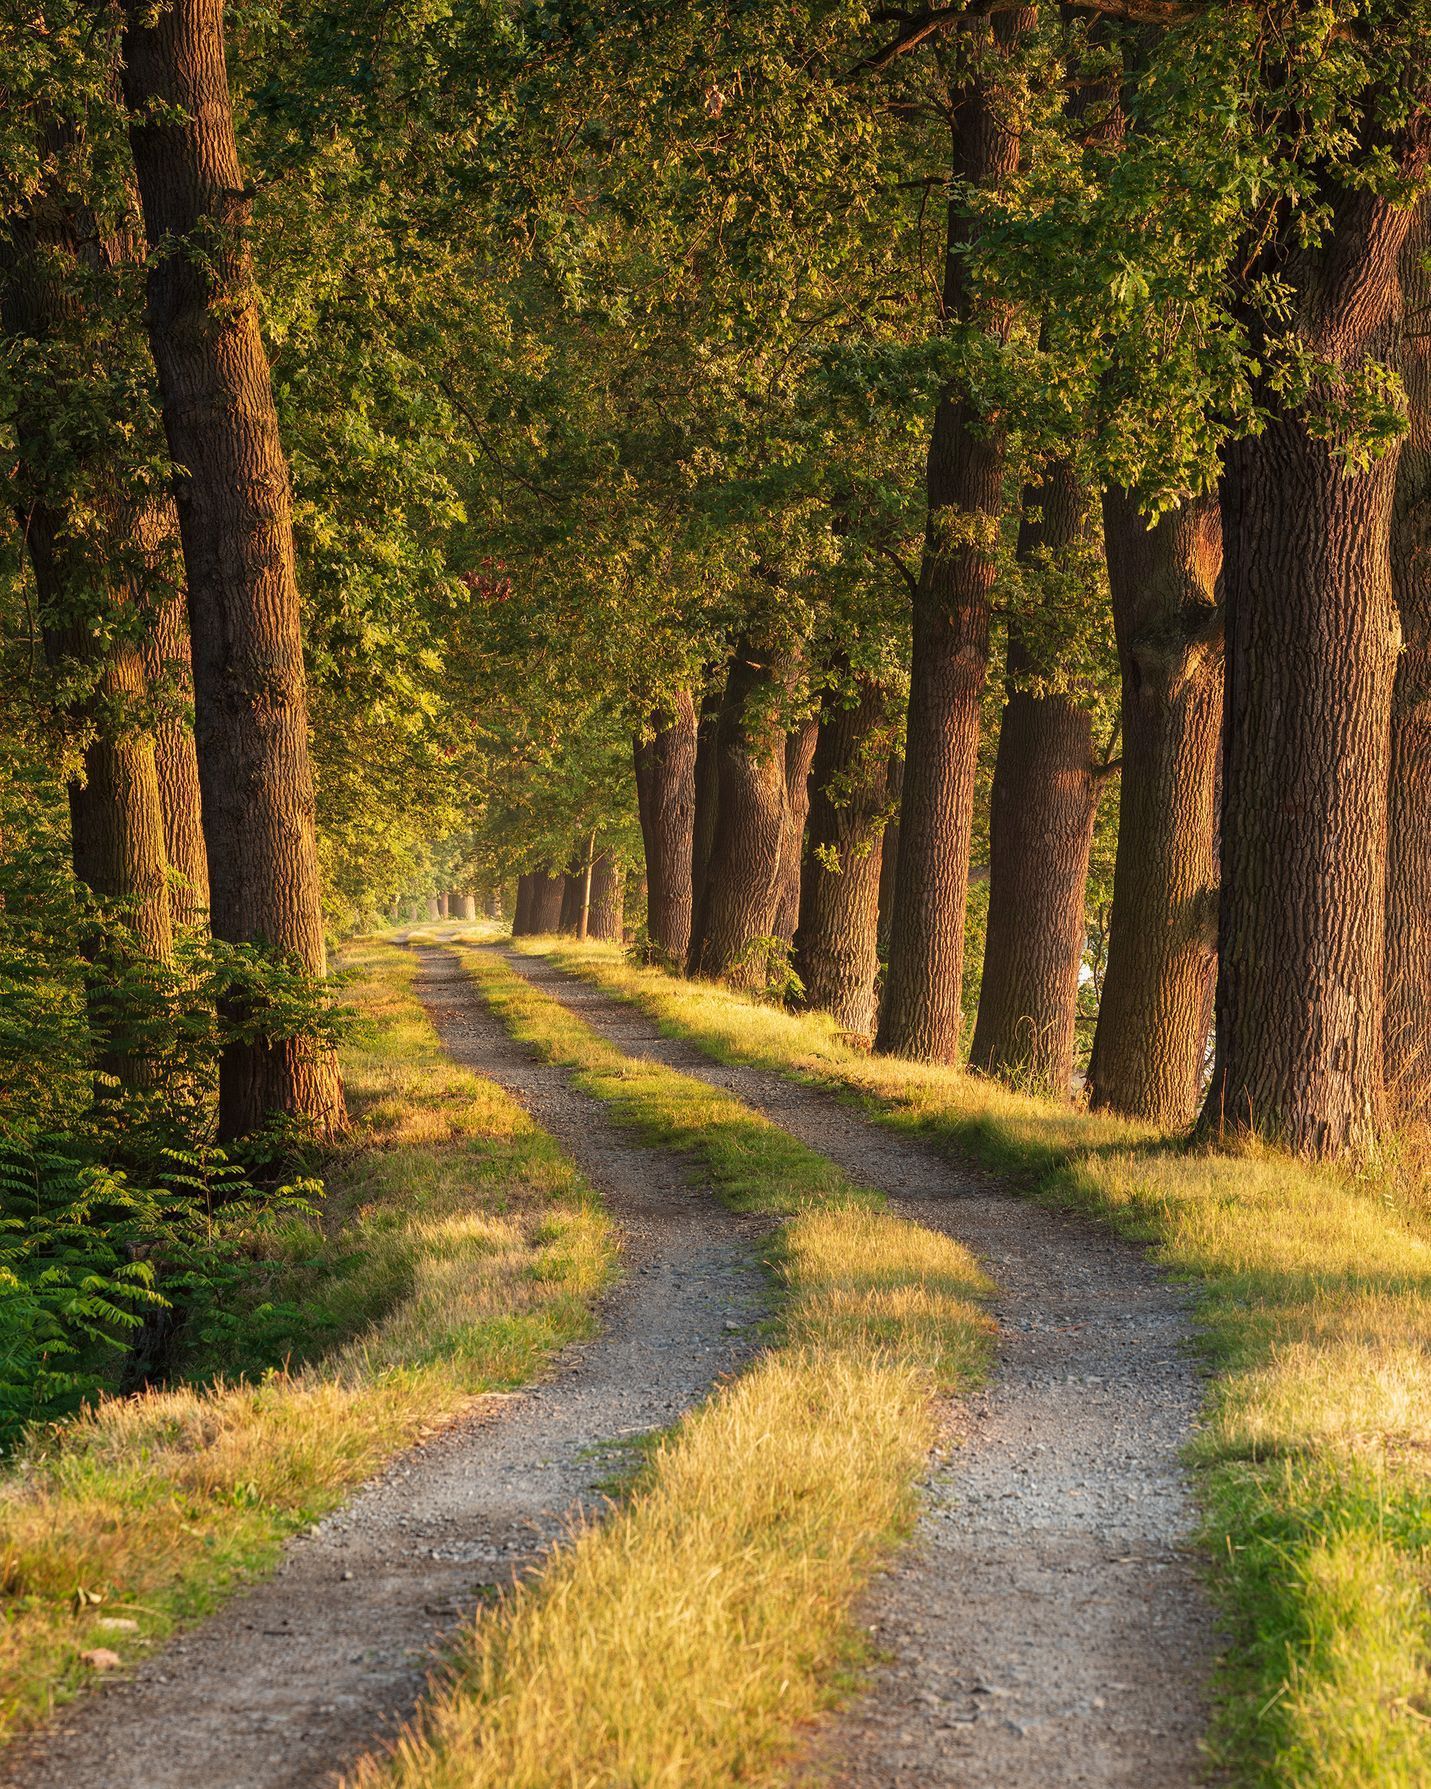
1386;209;1431;1114
687;689;723;964
877;9;1035;1061
588;853;624;941
969;464;1102;1096
876;750;903;962
139;529;210;928
529;871;564;934
512;873;535;936
121;0;342;1141
1;137;175;1021
1203;190;1418;1157
633;691;697;962
1087;491;1223;1125
688;636;788;985
559;866;584;936
772;716;820;945
793;675;895;1036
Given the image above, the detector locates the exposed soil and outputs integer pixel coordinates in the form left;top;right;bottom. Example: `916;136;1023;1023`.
1;946;767;1789
503;948;1220;1789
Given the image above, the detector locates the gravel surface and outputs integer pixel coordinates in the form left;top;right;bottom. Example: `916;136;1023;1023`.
505;948;1219;1789
2;946;766;1789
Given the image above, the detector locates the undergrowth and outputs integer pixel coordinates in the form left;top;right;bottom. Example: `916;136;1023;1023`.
530;937;1431;1789
0;941;613;1745
353;945;991;1788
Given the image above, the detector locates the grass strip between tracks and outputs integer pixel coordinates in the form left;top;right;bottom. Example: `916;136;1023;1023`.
526;936;1431;1789
0;941;614;1744
355;943;991;1789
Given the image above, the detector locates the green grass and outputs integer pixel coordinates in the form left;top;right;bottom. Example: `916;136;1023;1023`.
525;937;1431;1788
0;941;615;1746
349;945;991;1787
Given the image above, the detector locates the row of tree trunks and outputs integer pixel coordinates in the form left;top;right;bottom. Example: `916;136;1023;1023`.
792;673;895;1036
969;463;1103;1095
1087;491;1223;1124
1203;185;1417;1158
687;634;789;984
877;8;1036;1062
633;693;697;960
1386;210;1431;1116
121;0;343;1142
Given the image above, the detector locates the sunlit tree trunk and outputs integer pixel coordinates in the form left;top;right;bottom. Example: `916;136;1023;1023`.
633;692;696;961
772;716;819;945
121;0;342;1140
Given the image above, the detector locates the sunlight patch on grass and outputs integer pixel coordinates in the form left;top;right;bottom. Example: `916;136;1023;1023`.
0;942;614;1746
530;939;1431;1787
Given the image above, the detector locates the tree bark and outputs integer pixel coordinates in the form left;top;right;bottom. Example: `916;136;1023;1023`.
792;674;895;1036
1087;490;1223;1125
559;866;584;935
458;892;478;922
121;0;342;1141
969;464;1102;1096
529;871;564;933
1204;189;1418;1156
688;635;788;985
876;9;1035;1061
633;692;696;962
138;531;210;928
687;689;723;964
426;895;441;922
512;873;535;936
772;716;820;944
589;852;624;941
1386;207;1431;1114
876;750;903;962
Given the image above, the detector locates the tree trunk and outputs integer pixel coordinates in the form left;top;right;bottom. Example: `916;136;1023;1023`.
687;689;723;965
1087;490;1223;1125
772;716;820;944
876;9;1035;1061
1386;208;1431;1115
588;853;624;941
458;892;478;922
633;692;697;962
426;895;441;922
876;750;903;962
512;873;535;936
969;464;1102;1096
121;0;342;1141
793;675;895;1036
437;892;449;919
529;871;564;933
688;635;788;985
1;135;175;1052
559;866;584;935
139;533;210;928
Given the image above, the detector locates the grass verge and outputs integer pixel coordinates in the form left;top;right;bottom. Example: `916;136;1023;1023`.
352;945;991;1788
0;941;614;1745
527;936;1431;1789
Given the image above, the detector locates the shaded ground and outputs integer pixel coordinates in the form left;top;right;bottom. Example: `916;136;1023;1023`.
503;947;1219;1789
1;947;766;1789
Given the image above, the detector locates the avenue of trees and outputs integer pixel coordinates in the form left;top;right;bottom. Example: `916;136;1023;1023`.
3;0;1430;1412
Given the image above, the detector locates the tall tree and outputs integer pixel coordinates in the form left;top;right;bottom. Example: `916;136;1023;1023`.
633;693;697;961
120;0;342;1138
1386;207;1431;1114
876;8;1037;1061
1087;491;1222;1125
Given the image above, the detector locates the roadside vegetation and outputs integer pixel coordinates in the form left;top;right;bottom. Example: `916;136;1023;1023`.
352;944;990;1788
528;938;1431;1787
0;942;612;1744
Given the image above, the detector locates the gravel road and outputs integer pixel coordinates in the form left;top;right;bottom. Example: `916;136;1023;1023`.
1;947;767;1789
503;947;1219;1789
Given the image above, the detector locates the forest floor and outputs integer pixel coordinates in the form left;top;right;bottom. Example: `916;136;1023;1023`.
0;949;767;1789
493;946;1215;1788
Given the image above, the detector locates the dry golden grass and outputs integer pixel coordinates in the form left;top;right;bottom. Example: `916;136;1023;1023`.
530;939;1431;1788
0;943;614;1744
